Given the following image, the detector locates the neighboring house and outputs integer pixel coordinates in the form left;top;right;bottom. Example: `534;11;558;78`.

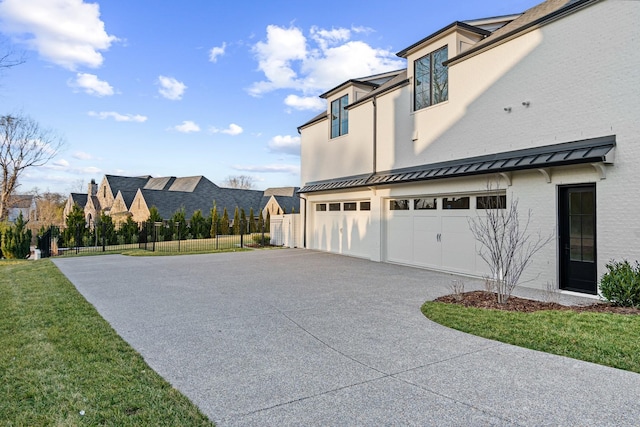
63;173;296;228
298;0;637;296
7;194;37;222
262;187;300;216
62;193;88;221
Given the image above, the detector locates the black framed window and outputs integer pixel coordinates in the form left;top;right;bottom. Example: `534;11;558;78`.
414;45;448;111
414;198;437;210
360;201;371;211
443;197;469;209
315;203;327;212
331;95;349;138
344;202;357;211
476;195;507;210
329;203;341;211
390;200;410;210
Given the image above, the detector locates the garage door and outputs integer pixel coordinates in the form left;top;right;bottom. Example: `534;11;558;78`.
312;200;371;258
386;196;489;276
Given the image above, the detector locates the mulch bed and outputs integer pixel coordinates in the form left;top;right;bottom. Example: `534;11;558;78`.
434;291;640;315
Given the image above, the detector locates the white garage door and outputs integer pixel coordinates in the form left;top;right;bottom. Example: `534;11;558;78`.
386;196;489;276
312;200;371;258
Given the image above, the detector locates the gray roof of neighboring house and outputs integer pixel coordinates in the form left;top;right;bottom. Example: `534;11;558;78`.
70;193;88;207
117;190;138;209
272;195;300;214
105;175;151;194
144;176;176;190
9;194;35;208
141;185;265;220
263;187;299;197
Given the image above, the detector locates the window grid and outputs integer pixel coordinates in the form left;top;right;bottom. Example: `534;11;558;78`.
414;45;448;111
331;95;349;138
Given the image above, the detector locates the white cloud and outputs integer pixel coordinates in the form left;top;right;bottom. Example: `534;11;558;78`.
157;75;187;100
249;24;404;99
209;42;226;62
210;123;243;136
72;151;93;160
268;135;300;156
69;73;114;96
88;111;147;122
234;164;300;174
171;120;200;133
284;94;325;111
248;25;307;96
0;0;117;70
53;158;69;168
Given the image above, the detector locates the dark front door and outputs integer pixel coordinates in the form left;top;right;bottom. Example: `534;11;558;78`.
558;184;597;294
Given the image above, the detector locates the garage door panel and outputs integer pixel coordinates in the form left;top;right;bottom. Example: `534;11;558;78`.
313;208;370;258
412;216;441;268
387;215;413;264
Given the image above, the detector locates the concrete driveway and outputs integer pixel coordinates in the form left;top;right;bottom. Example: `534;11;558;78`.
53;249;640;426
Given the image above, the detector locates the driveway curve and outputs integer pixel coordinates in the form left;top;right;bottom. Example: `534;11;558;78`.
53;249;640;426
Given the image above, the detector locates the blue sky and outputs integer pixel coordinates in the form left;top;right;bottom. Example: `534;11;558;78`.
0;0;541;194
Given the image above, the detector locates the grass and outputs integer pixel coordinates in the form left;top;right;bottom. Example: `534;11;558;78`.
0;259;214;426
422;301;640;374
57;233;273;257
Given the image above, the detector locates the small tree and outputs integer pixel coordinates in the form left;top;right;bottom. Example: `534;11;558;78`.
97;213;117;245
232;207;240;235
220;207;230;235
258;210;265;232
1;211;31;258
148;206;162;223
118;216;139;244
265;211;271;232
240;208;247;235
248;208;256;233
170;207;187;240
63;203;86;247
210;203;219;237
190;209;206;239
469;181;553;304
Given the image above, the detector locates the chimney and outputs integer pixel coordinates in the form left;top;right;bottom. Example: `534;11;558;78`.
88;179;97;196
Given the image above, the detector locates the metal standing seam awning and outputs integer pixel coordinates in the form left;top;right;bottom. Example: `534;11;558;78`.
299;135;616;193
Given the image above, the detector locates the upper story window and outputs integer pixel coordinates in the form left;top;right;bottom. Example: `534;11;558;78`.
331;95;349;138
414;45;448;111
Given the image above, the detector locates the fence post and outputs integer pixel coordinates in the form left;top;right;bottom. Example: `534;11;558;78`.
101;220;106;252
240;219;244;248
176;221;181;252
75;223;80;254
215;221;219;250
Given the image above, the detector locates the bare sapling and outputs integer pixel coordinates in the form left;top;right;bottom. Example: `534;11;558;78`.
469;180;553;304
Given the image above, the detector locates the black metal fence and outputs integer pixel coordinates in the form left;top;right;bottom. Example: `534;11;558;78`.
37;219;279;257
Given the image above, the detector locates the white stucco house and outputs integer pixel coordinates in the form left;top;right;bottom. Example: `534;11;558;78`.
297;0;638;296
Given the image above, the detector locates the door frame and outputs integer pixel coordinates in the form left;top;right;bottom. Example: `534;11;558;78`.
558;183;598;294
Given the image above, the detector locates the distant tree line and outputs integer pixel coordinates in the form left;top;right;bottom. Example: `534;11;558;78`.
59;202;270;248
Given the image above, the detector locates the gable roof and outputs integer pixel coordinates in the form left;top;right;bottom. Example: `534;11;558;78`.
396;21;491;58
8;194;35;209
105;175;151;194
447;0;598;65
272;195;300;213
69;193;88;207
144;176;176;190
300;136;615;193
116;190;138;209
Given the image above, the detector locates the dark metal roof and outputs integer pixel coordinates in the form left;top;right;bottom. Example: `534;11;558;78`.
299;136;615;193
396;21;492;58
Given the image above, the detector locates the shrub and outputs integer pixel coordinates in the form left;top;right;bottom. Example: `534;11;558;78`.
1;212;32;259
252;233;270;245
600;260;640;307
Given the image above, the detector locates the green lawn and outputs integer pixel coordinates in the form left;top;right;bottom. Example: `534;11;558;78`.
0;259;214;426
422;301;640;374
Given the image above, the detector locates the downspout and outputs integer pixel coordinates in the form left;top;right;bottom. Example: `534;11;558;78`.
372;96;377;174
299;193;307;248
